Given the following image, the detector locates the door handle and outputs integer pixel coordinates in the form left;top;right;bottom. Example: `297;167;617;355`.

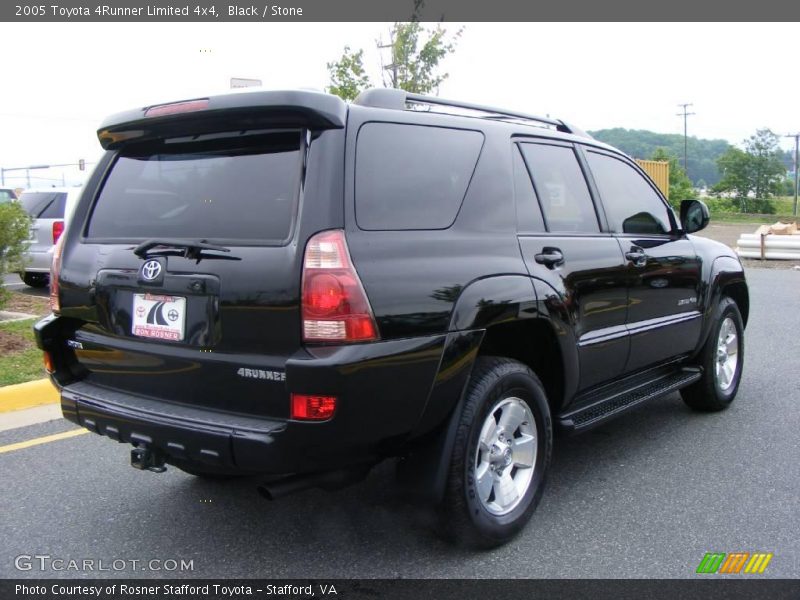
625;247;648;267
534;247;564;268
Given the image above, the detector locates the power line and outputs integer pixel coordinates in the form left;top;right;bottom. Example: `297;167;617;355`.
676;103;695;178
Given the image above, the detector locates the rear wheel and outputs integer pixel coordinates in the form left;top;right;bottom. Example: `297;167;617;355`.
439;357;552;548
681;296;744;412
21;272;49;288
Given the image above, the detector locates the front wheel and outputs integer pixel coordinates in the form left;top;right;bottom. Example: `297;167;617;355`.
439;357;552;548
681;296;744;412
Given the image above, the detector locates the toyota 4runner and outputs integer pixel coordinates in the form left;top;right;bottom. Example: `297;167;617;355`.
36;88;748;547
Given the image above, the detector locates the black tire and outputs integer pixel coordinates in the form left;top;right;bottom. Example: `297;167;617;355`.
21;272;49;288
168;459;245;480
681;296;744;412
439;356;552;548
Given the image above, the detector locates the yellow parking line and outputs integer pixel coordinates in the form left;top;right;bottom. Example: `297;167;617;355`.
0;428;89;454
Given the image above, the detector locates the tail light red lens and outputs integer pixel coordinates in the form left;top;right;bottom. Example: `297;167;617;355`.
52;221;64;244
291;394;337;421
50;234;65;313
301;230;379;343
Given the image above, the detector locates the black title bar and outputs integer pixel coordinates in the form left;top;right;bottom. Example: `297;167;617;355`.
3;0;800;21
3;579;800;600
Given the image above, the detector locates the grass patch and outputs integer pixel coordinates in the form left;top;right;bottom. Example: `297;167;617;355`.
0;318;45;387
3;292;50;316
709;212;798;225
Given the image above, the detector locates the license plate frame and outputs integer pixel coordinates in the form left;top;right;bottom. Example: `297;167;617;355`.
131;293;187;341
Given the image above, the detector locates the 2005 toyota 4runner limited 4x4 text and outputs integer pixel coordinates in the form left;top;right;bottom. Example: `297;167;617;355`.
36;88;747;547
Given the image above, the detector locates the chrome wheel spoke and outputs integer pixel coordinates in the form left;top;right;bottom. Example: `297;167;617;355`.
718;363;729;387
475;463;494;503
478;416;498;453
497;401;526;434
513;434;536;468
493;472;519;510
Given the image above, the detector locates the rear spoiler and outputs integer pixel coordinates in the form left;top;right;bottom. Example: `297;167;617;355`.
97;90;347;150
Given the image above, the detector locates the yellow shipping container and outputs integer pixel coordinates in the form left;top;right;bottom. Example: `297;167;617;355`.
635;159;669;199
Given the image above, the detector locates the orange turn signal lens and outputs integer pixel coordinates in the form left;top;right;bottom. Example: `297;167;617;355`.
43;351;54;374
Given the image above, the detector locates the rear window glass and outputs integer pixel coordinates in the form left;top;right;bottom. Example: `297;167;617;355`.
87;132;303;243
355;123;483;230
0;189;16;203
20;192;66;219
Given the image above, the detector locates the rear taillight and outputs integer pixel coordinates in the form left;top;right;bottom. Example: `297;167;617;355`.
50;234;65;313
291;394;337;421
301;230;378;343
52;220;64;244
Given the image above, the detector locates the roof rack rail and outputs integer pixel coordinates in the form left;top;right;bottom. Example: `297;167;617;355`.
352;88;585;137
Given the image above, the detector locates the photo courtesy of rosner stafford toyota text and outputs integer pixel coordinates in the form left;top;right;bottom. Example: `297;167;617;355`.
0;1;799;598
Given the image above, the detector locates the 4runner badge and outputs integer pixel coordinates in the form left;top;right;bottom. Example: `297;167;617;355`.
237;367;286;382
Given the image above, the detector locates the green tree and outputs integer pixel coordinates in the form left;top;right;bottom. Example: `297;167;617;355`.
713;129;786;211
590;128;732;186
0;202;31;308
650;148;697;210
326;4;462;101
744;129;786;200
326;46;372;102
378;21;462;94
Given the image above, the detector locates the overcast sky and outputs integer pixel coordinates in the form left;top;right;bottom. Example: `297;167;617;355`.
1;22;797;186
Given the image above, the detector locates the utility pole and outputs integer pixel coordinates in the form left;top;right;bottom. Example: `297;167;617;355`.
676;103;695;178
785;133;799;217
378;39;398;88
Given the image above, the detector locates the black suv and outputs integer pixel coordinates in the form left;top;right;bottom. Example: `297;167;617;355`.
36;89;748;547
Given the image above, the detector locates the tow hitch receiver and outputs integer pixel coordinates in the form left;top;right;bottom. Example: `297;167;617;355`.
131;446;167;473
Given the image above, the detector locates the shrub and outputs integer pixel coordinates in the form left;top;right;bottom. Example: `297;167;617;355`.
0;202;31;309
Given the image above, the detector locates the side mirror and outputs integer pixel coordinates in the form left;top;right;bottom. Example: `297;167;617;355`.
680;199;710;233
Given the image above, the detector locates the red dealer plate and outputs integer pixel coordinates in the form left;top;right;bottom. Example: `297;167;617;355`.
132;293;186;341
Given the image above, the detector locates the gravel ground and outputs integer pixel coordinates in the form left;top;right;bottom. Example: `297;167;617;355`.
696;221;800;270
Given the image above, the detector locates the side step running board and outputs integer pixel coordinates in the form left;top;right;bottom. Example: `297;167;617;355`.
558;367;702;433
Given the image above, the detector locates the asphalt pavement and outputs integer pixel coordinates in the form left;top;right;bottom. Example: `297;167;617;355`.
2;273;47;297
0;267;798;579
3;272;26;289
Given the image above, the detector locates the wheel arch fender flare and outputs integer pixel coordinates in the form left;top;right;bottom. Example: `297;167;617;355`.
695;256;749;354
398;275;574;504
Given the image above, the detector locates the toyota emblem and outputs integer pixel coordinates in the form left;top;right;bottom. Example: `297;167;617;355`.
141;260;162;281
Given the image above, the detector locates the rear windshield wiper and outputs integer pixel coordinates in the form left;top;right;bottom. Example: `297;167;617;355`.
133;238;237;262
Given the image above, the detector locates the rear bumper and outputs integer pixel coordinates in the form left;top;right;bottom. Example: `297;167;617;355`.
59;381;289;473
23;248;53;273
36;315;448;474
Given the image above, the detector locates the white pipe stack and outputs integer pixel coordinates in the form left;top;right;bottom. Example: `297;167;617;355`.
736;228;800;260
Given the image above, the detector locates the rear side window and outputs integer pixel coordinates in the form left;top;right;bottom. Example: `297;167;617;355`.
519;143;599;233
355;123;483;230
87;131;303;244
20;192;67;219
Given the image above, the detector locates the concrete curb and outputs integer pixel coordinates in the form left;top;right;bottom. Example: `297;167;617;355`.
0;378;59;413
0;310;38;323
